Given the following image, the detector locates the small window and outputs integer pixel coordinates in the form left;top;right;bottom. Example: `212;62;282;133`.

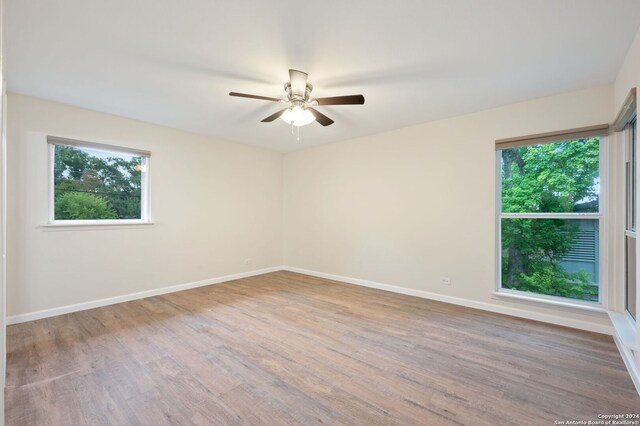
49;137;150;224
496;134;603;304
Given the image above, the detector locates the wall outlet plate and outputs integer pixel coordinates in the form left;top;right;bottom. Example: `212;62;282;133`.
440;277;451;286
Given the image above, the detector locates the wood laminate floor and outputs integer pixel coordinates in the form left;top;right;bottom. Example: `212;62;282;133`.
6;271;640;425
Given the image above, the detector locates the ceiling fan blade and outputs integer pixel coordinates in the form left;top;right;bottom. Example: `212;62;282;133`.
308;108;335;126
289;69;308;98
261;108;289;122
229;92;281;102
315;95;365;106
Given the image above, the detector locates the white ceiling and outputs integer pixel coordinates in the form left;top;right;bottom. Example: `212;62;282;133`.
6;1;640;152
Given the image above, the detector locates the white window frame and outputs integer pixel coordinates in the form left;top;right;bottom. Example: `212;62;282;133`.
494;137;608;310
47;136;151;226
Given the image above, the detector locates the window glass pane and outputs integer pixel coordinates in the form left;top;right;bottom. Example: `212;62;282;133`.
626;235;636;320
501;218;599;301
501;138;600;213
54;144;143;220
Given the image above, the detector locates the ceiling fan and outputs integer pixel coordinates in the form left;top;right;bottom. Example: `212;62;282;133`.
229;69;365;128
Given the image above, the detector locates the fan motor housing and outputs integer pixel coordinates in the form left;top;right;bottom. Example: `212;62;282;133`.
284;82;313;102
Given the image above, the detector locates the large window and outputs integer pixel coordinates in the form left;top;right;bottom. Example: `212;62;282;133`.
49;137;150;224
497;130;605;304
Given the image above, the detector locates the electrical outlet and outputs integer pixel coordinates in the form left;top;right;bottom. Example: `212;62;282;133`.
440;277;451;286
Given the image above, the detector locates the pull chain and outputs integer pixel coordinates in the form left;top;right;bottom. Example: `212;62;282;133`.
289;123;302;142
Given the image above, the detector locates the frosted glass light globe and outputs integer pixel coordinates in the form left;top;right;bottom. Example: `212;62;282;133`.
280;106;316;127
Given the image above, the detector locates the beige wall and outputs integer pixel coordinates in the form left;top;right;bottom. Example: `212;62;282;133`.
615;28;640;113
7;93;283;317
283;85;615;331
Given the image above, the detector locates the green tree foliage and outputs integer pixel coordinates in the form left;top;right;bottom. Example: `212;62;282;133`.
501;138;600;300
55;192;118;220
54;145;142;220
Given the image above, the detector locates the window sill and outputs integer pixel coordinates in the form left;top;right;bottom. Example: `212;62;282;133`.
609;311;638;350
492;290;607;313
39;221;154;231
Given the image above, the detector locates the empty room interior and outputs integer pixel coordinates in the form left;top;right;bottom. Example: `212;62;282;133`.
3;0;640;424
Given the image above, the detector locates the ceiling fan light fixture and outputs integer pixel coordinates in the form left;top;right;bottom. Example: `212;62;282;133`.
230;69;364;130
280;105;316;127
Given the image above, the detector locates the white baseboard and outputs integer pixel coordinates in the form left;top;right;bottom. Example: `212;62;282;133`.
283;266;614;335
613;335;640;395
10;264;615;335
7;266;285;325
